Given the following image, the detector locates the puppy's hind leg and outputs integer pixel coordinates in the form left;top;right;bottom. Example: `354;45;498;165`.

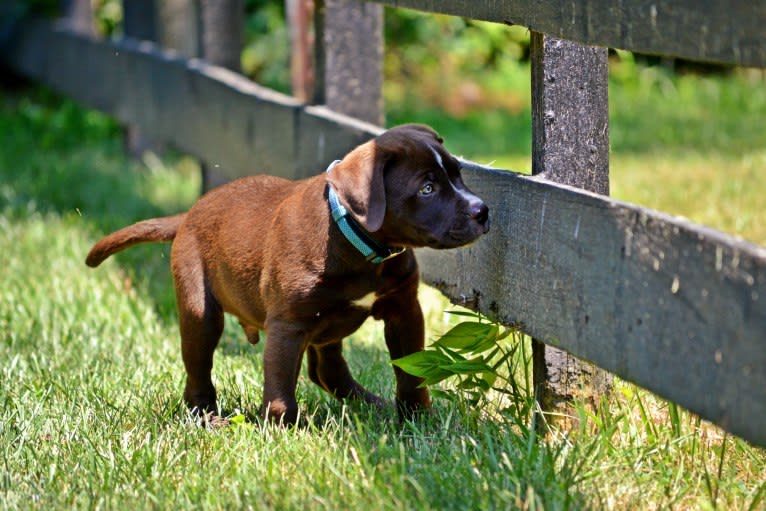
173;257;224;415
307;341;386;407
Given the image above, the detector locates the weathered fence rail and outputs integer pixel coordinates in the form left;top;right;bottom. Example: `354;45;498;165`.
2;1;765;446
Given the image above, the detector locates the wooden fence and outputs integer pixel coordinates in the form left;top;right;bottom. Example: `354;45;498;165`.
2;1;765;447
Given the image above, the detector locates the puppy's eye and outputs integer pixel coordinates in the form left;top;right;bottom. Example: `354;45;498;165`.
418;183;435;196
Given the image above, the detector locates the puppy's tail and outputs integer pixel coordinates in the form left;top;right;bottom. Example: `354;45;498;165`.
85;213;186;267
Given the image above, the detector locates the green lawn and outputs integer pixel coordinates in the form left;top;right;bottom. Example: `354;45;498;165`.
1;74;765;510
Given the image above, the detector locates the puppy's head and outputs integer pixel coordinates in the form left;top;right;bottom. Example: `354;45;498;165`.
326;124;489;249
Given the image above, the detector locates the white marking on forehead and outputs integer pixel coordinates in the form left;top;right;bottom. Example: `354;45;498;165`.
428;145;445;171
428;144;468;198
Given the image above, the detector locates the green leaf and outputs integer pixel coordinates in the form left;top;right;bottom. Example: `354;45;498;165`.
429;388;452;401
420;369;456;387
229;414;247;425
392;350;453;378
458;377;492;392
469;324;502;353
481;370;498;388
435;343;467;361
497;326;518;341
443;357;493;375
434;321;499;353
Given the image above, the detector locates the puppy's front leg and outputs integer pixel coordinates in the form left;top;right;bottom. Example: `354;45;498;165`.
377;288;432;418
262;320;306;424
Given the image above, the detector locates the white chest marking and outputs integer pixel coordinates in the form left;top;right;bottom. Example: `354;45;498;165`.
352;292;377;309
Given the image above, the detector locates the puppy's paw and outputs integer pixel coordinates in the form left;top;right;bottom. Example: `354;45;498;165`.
261;398;299;426
356;389;389;409
201;412;231;429
395;391;433;422
184;387;218;417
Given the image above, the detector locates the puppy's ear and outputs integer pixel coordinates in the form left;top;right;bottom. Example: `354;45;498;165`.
326;141;388;232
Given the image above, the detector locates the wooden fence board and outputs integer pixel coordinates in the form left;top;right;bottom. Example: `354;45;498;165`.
418;162;766;445
3;21;766;446
372;0;766;68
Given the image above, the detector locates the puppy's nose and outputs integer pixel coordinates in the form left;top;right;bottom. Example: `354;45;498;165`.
470;202;489;226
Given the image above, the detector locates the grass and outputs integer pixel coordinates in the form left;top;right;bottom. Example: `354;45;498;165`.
2;66;765;510
0;89;590;510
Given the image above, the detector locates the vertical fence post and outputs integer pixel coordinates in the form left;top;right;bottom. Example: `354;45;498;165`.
313;0;384;126
199;0;244;73
286;0;315;102
122;0;162;158
123;0;158;41
59;0;93;35
530;32;612;423
198;0;244;190
129;0;241;190
155;0;201;57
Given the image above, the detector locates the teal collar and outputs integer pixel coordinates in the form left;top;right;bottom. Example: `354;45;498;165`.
326;160;405;264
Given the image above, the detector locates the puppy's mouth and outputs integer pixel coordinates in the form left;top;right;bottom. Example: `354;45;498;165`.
443;219;490;248
393;209;490;250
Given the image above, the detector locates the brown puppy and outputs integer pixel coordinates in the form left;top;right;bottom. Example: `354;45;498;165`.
86;124;489;424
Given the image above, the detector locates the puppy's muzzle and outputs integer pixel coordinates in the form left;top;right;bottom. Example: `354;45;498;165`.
447;199;490;246
469;202;490;233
